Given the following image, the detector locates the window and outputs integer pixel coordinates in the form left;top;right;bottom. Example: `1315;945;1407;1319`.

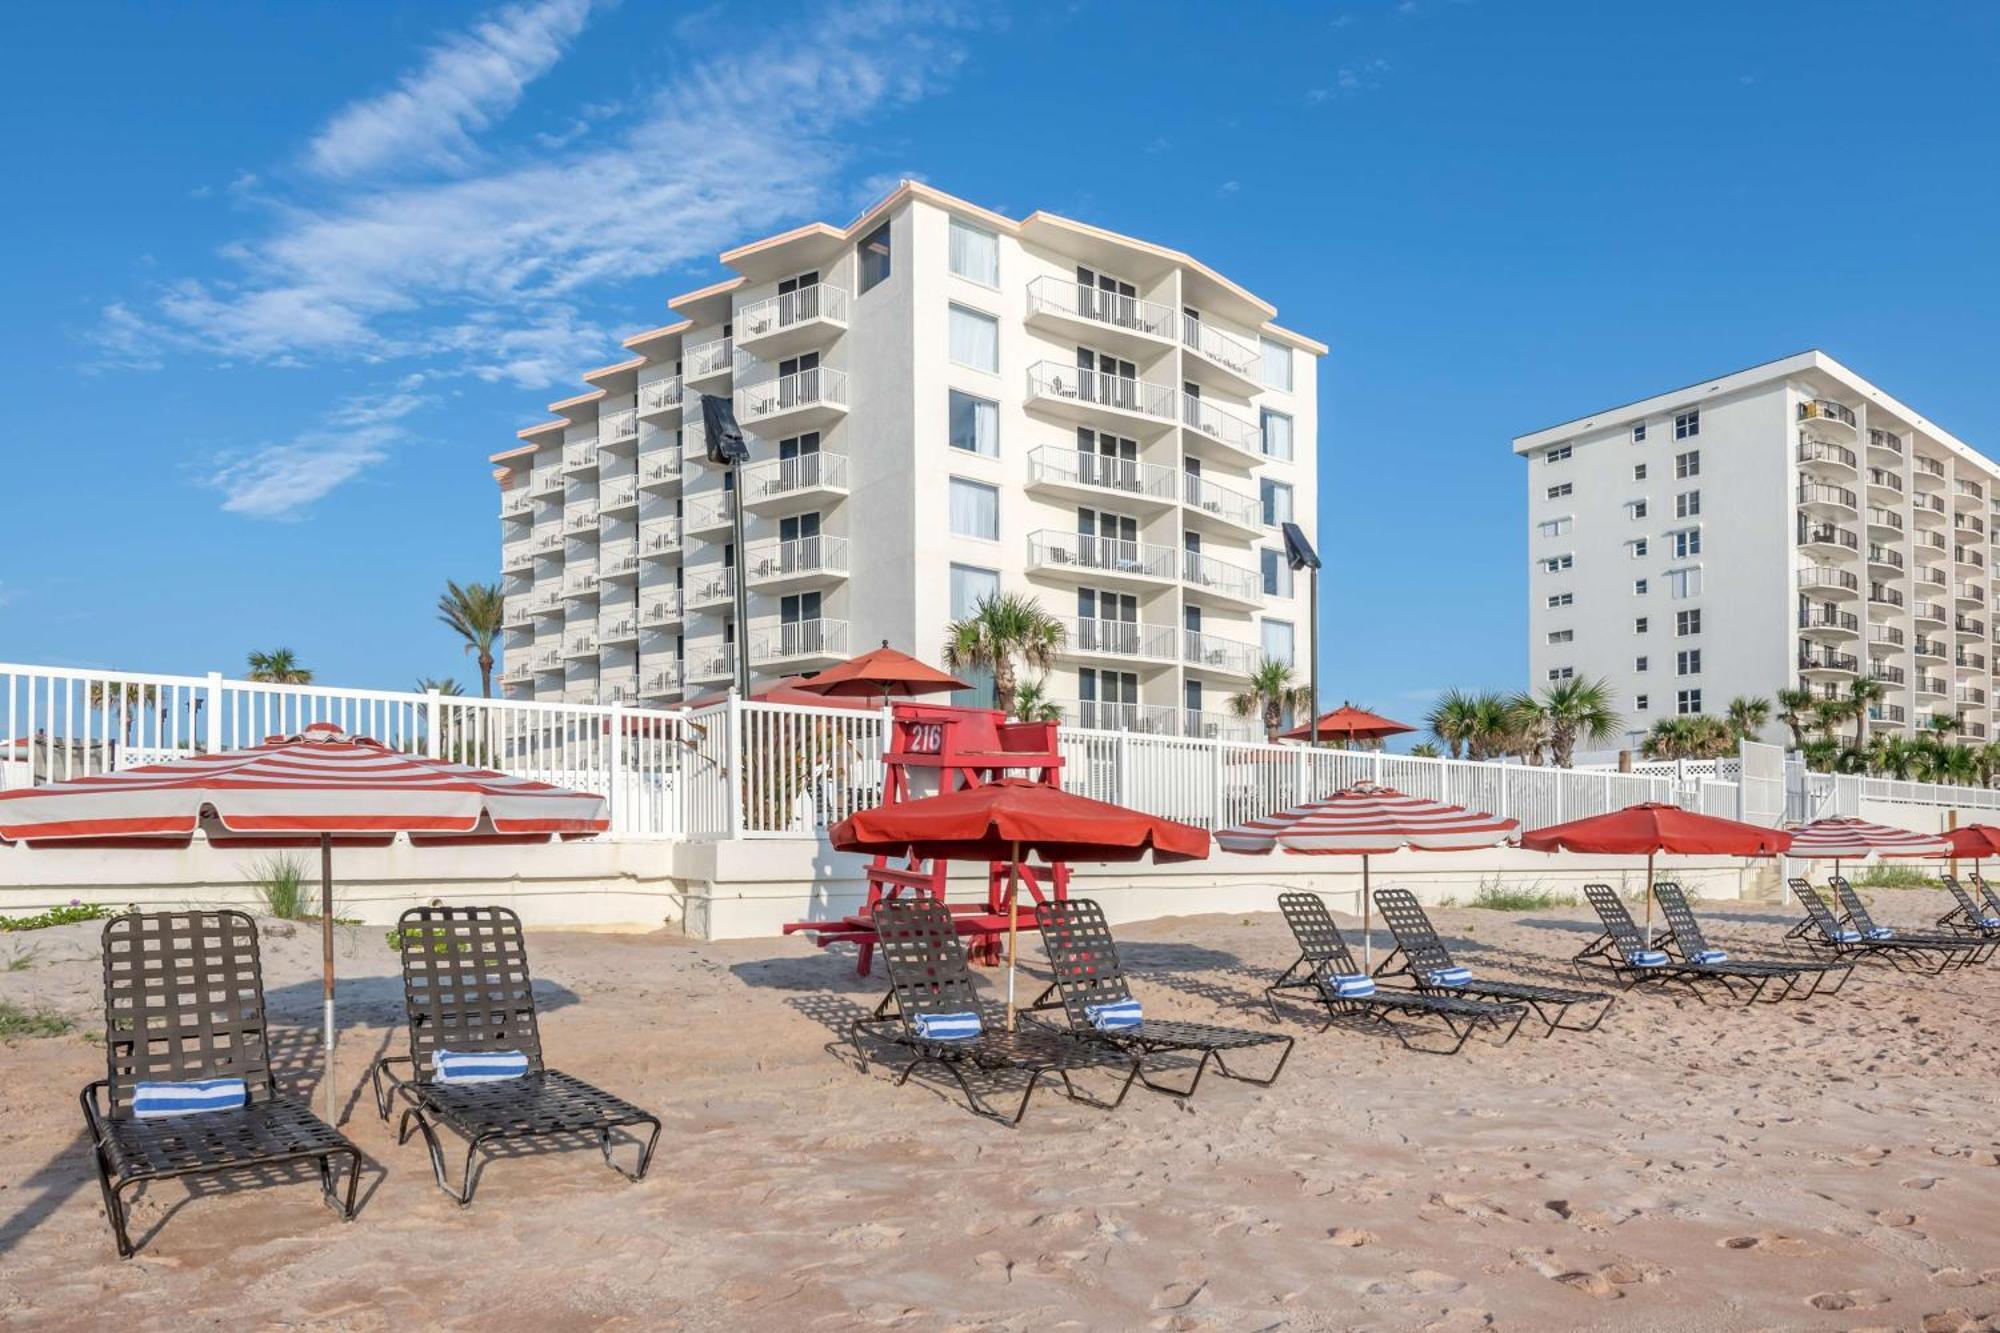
1635;656;1649;672
1541;554;1573;573
1261;337;1293;391
1676;449;1700;479
1676;609;1701;636
1675;409;1700;439
1635;616;1649;633
1629;499;1648;519
947;304;999;373
1676;490;1701;518
1667;567;1702;598
949;564;1001;706
1260;409;1294;460
1548;592;1574;608
1671;528;1701;558
1634;578;1648;595
1261;548;1294;595
1548;666;1575;682
1262;619;1295;667
1634;463;1648;481
1677;649;1702;675
947;217;998;286
1539;517;1573;538
948;389;998;456
1633;422;1648;443
1547;629;1573;644
1636;693;1649;711
1677;688;1703;715
948;477;998;539
1261;478;1295;527
1545;444;1573;464
1547;482;1572;500
1629;538;1648;558
857;221;892;293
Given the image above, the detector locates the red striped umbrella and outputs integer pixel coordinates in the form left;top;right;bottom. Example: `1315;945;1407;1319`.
0;722;608;1120
1216;783;1519;965
1785;816;1950;861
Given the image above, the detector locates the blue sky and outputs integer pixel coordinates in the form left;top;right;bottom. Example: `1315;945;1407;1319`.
5;0;1997;729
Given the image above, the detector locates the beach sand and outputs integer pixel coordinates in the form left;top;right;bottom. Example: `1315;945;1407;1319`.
3;887;1999;1331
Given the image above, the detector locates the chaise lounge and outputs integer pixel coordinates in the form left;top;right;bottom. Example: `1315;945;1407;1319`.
1936;874;2000;941
1650;881;1849;999
1786;879;1977;973
1830;876;1991;968
1372;887;1614;1034
1575;883;1749;998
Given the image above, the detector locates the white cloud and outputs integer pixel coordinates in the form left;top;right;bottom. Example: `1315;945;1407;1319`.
205;388;426;519
306;0;598;179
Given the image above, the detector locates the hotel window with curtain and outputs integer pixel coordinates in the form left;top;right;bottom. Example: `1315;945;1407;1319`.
857;221;892;294
948;389;998;456
1261;478;1294;527
949;564;1001;706
1260;337;1293;391
948;218;999;287
1261;619;1295;667
1260;408;1294;461
948;477;999;540
948;304;999;373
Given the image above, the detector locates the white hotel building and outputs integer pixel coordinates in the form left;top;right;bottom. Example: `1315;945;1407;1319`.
1517;350;1998;750
490;181;1323;739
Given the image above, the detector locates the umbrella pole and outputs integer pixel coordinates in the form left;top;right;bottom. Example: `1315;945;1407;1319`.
1642;849;1655;947
320;832;336;1125
1361;855;1373;971
1005;840;1022;1033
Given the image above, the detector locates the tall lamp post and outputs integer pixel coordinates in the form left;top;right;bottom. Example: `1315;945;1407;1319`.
700;394;754;695
1281;522;1323;748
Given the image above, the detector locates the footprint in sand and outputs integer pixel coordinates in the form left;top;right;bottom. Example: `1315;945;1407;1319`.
1421;1310;1494;1332
1405;1270;1467;1295
1150;1278;1208;1312
1919;1310;1980;1333
828;1222;906;1250
1900;1176;1944;1191
1929;1268;1985;1289
1718;1232;1811;1256
1870;1209;1922;1229
1328;1227;1378;1247
1847;1146;1892;1165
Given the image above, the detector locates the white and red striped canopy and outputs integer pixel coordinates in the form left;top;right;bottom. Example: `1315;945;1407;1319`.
0;722;608;843
1217;782;1519;856
1785;816;1950;861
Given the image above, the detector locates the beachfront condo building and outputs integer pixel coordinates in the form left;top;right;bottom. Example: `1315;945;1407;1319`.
489;181;1324;740
1516;350;1996;751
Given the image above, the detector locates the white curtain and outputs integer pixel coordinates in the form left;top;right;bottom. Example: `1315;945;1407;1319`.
950;390;998;455
948;305;999;372
949;219;999;286
1261;409;1293;461
949;478;998;539
1261;619;1295;667
1261;337;1293;391
1262;479;1294;526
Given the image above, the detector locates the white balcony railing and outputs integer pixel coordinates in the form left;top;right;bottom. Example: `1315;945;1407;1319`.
563;631;598;658
1024;276;1176;340
562;563;600;596
1185;709;1259;742
684;492;735;533
743;451;849;504
1184;550;1263;601
599;540;640;578
1026;446;1176;503
643;664;683;696
736;367;848;423
1027;530;1176;580
564;504;600;535
501;489;534;518
1026;361;1176;422
641;449;683;487
563;442;598;472
530;583;565;613
1182;394;1263;455
687;567;735;606
600;476;638;511
639;376;683;416
600;613;639;643
689;647;734;682
1183;630;1260;675
685;336;732;381
530;467;565;495
1182;472;1262;529
1066;700;1179;735
533;529;565;554
502;540;534;571
641;591;684;626
599;407;638;446
1059;618;1175;662
738;282;849;342
600;674;640;705
747;534;849;582
641;517;682;556
532;647;563;672
1181;314;1261;381
751;617;849;664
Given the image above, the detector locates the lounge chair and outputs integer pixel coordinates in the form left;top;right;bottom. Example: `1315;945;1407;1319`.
1830;876;1992;968
1026;898;1293;1095
1576;883;1759;999
1267;891;1527;1054
370;906;661;1205
1936;874;2000;939
81;910;361;1257
1785;879;1976;973
1650;881;1850;999
851;897;1141;1125
1371;888;1614;1034
1972;871;2000;923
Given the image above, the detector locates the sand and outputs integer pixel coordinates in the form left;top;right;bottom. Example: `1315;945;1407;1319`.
3;887;2000;1331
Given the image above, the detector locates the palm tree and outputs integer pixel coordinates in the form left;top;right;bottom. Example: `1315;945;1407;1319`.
245;648;312;683
86;680;161;744
1724;695;1773;744
437;580;506;698
942;593;1065;720
1802;737;1842;773
1869;733;1920;779
1408;741;1442;758
1464;691;1518;761
1008;677;1064;723
1424;688;1481;760
1845;678;1885;748
1643;715;1734;761
1230;658;1313;743
1533;676;1620;768
1775;686;1816;750
1810;697;1852;743
1504;692;1551;765
1980;741;2000;788
1928;712;1961;738
415;676;467;696
1937;742;1980;786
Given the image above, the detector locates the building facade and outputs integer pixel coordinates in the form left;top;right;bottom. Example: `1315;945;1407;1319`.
1516;350;1995;751
491;181;1324;739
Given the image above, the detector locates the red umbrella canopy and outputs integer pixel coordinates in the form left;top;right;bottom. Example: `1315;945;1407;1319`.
829;778;1209;864
1945;824;2000;858
1217;783;1517;855
0;722;609;843
1786;817;1950;860
794;644;968;700
1520;802;1791;857
1279;705;1413;743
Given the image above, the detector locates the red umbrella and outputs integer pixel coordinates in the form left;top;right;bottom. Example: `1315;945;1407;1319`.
1216;782;1518;965
0;722;609;1121
831;778;1209;1025
794;642;968;704
1946;824;2000;861
1520;802;1792;944
1278;704;1413;745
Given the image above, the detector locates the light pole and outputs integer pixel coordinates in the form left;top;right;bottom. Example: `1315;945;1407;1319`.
700;394;754;695
1281;521;1323;747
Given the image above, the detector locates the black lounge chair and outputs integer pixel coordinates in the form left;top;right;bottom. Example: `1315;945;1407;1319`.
1371;887;1614;1034
1575;883;1751;999
1023;897;1293;1095
1936;874;2000;940
1972;872;2000;923
851;897;1141;1125
81;910;361;1258
371;906;661;1205
1266;892;1527;1054
1651;881;1850;1000
1830;875;1992;968
1785;879;1974;973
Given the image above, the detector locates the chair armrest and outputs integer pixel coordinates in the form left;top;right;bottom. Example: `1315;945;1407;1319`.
79;1080;112;1146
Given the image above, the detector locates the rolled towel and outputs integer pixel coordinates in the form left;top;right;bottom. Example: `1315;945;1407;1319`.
1692;949;1728;964
1624;948;1671;967
1864;926;1895;940
1981;917;2000;929
434;1048;530;1083
1085;998;1144;1032
1425;966;1472;988
1325;973;1377;999
133;1077;247;1119
912;1011;982;1043
1832;928;1863;943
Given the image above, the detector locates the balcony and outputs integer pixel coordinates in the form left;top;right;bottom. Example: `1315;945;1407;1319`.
1918;529;1948;553
1913;455;1947;483
1865;543;1904;575
530;467;565;497
1957;478;1987;510
1915;635;1949;660
1914;493;1948;525
1914;600;1949;626
562;563;599;598
1184;710;1260;742
1796;481;1857;517
529;582;565;615
688;647;734;684
1960;686;1990;708
564;503;600;536
1957;543;1987;570
599;540;640;580
563;629;599;659
1182;393;1265;464
1184;550;1265;609
686;567;735;608
1869;624;1906;649
1960;617;1988;641
533;529;566;555
1057;618;1177;666
1864;466;1903;496
638;376;683;418
504;600;536;630
735;366;848;433
598;407;638;447
1956;581;1987;608
1183;629;1260;678
1916;565;1947;590
600;475;638;513
600;612;639;645
1799;607;1860;637
1798;398;1857;431
1863;505;1904;536
684;336;732;385
1026;530;1176;586
501;488;535;519
1024;276;1177;357
562;686;601;707
1797;647;1858;677
1181;314;1263;394
1868;703;1907;727
1797;438;1857;471
563;442;599;474
1066;700;1179;736
640;590;684;627
502;540;534;573
1870;663;1907;686
751;617;849;669
746;534;850;590
532;647;564;673
1025;446;1177;510
1796;566;1859;597
500;663;533;687
1967;720;1990;739
737;283;849;357
642;664;683;697
600;674;640;706
1958;517;1989;545
1797;518;1857;557
1182;472;1264;537
641;517;682;559
1025;360;1177;433
1959;650;1988;671
741;451;850;514
684;492;736;537
1868;582;1906;609
640;449;684;490
1917;675;1950;698
1867;428;1904;458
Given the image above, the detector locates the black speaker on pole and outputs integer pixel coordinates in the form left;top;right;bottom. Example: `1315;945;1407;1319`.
1280;523;1323;749
700;393;748;465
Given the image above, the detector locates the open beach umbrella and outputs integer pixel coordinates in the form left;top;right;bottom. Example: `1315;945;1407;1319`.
1520;802;1792;945
1785;816;1951;863
794;642;968;705
1216;782;1518;966
1278;705;1413;746
0;722;608;1120
1945;824;2000;879
829;778;1209;1028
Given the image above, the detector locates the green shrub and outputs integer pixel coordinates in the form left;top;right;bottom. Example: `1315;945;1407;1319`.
0;901;112;932
1852;864;1935;890
0;1001;74;1038
1468;881;1578;912
250;854;311;919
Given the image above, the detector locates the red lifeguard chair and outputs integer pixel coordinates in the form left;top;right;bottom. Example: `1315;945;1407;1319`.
783;701;1069;975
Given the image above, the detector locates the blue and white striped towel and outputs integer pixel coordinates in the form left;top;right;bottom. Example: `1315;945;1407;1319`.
1085;999;1144;1032
1865;926;1895;940
1980;917;2000;929
1624;948;1671;967
433;1048;529;1083
1326;973;1376;999
912;1011;982;1042
1692;949;1728;964
1832;928;1863;943
133;1077;247;1119
1425;966;1472;987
